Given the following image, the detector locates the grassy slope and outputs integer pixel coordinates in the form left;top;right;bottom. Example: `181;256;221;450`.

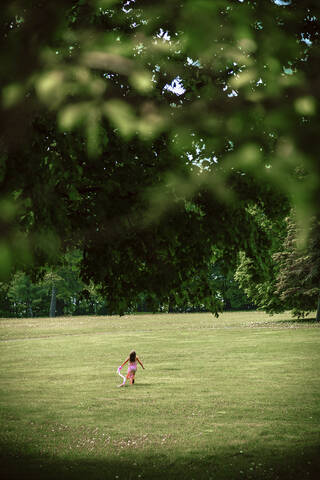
0;312;319;480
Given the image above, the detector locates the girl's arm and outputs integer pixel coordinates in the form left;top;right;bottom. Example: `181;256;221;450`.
120;357;129;368
137;356;145;369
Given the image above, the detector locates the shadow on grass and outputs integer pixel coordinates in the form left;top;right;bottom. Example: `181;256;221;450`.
132;383;152;387
117;383;152;388
1;441;320;480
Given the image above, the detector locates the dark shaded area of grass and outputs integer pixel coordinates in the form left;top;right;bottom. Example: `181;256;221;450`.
1;441;320;480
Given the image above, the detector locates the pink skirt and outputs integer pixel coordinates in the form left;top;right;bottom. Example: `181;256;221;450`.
127;364;137;377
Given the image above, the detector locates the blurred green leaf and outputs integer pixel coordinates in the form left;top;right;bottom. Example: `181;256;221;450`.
58;102;92;130
104;100;137;138
231;69;257;89
2;84;24;108
295;96;316;116
36;70;65;106
0;198;17;221
130;71;153;94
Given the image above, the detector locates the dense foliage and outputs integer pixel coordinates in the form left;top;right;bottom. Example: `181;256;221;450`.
234;205;287;313
0;251;253;317
1;1;319;314
273;214;320;320
0;250;108;318
235;211;320;320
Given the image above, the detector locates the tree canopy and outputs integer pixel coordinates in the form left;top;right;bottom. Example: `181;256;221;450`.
235;211;320;320
1;0;319;313
273;214;320;320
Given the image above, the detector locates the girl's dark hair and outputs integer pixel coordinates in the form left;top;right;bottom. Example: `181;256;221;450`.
129;350;136;362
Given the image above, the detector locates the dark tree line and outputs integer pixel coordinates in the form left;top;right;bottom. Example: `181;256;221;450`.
0;253;254;318
1;212;319;319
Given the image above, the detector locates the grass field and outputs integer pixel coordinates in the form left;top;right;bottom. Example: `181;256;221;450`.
0;311;320;480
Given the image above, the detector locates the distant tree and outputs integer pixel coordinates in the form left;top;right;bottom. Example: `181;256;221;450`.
0;282;14;318
74;281;108;315
42;250;88;316
3;250;106;318
49;283;57;318
235;251;282;313
211;266;254;311
235;208;320;321
234;204;288;313
7;272;49;317
273;214;320;320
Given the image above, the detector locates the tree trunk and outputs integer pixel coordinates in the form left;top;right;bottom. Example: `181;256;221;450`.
316;293;320;322
28;303;33;318
49;284;56;318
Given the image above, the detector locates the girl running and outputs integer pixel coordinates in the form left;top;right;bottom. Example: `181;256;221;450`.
119;350;144;386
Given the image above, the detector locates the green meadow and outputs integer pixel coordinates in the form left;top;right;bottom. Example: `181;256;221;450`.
0;312;320;480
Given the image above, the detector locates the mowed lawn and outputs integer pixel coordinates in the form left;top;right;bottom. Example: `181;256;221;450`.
0;312;320;480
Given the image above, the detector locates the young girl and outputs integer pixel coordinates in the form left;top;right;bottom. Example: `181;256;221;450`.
119;350;144;386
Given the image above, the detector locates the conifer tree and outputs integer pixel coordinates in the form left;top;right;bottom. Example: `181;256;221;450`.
273;215;320;320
